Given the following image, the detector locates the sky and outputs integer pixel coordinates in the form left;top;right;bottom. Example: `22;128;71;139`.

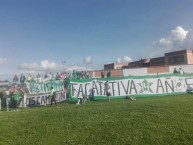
1;0;193;81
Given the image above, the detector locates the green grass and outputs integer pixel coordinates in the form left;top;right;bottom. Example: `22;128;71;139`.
0;95;193;145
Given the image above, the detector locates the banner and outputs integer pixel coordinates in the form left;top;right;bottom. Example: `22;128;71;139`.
19;90;66;107
27;80;64;94
70;74;193;99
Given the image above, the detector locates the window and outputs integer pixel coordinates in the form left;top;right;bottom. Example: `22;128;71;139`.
168;55;184;64
168;57;175;64
176;55;184;62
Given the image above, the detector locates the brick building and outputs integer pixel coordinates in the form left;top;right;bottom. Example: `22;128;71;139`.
90;49;193;78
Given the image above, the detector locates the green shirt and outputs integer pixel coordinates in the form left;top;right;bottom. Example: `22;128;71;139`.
51;89;56;95
12;91;20;101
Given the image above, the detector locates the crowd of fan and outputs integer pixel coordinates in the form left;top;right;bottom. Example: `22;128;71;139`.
12;70;91;85
0;70;92;111
13;72;65;85
0;86;26;111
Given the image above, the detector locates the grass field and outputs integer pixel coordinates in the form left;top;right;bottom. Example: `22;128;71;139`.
0;94;193;145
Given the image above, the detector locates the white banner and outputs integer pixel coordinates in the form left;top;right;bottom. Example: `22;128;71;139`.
19;90;66;107
70;76;193;98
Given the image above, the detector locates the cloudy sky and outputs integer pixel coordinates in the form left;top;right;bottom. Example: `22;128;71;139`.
1;0;193;80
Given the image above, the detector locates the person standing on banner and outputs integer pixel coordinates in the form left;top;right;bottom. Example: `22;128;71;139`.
104;80;111;102
20;74;26;87
76;93;83;105
13;74;19;85
12;88;20;111
19;88;26;108
63;77;69;99
5;88;11;111
0;91;4;111
89;88;95;101
50;87;57;106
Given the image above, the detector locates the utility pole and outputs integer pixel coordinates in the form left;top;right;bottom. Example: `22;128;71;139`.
62;61;66;72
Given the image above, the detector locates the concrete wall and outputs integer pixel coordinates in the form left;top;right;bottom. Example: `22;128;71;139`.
91;64;193;78
123;66;170;76
147;66;169;74
91;69;123;78
123;68;147;76
111;69;123;77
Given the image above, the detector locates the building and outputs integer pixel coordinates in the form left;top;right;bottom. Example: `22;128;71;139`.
126;49;193;68
126;58;151;68
165;49;193;65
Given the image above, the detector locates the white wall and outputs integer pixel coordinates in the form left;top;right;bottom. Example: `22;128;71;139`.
123;68;147;76
147;72;169;76
169;65;193;74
